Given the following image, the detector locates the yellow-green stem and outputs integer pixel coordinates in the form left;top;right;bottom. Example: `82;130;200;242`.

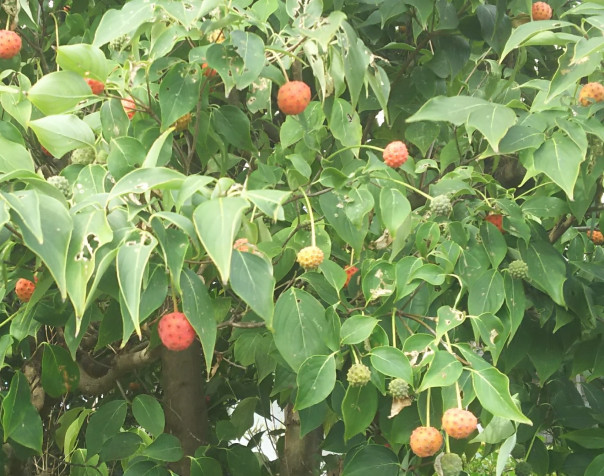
445;434;451;453
391;308;397;349
380;176;433;200
323;144;384;162
170;280;179;313
49;13;60;71
351;346;361;364
299;188;316;247
426;387;431;427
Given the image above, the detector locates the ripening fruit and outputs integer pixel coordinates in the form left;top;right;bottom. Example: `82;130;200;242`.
436;453;463;476
158;312;196;351
532;2;552;20
296;246;324;270
121;97;137;119
587;229;604;245
15;278;36;302
85;78;105;95
431;195;452;216
201;63;217;78
441;408;478;439
71;148;96;165
579;82;604;107
409;426;443;457
0;30;22;59
344;265;359;287
508;260;529;280
347;363;371;387
388;378;410;398
277;81;311;115
173;113;192;132
382;141;409;168
484;213;503;232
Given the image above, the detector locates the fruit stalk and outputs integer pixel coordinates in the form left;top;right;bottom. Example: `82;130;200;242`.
300;188;317;247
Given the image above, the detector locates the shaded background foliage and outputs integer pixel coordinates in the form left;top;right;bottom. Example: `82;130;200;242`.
0;0;603;475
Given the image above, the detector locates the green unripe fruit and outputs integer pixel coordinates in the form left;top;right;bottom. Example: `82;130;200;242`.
347;363;371;387
435;453;463;476
110;34;130;50
388;378;410;398
431;195;452;216
71;148;95;165
47;176;70;198
508;260;529;280
95;150;108;165
515;461;532;476
511;443;526;460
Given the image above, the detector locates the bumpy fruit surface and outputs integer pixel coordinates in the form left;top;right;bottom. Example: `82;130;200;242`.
85;78;105;95
47;176;71;198
71;148;95;165
344;265;359;287
0;30;22;59
508;260;529;280
388;378;410;398
277;81;311;115
532;2;552;20
347;363;371;387
579;82;604;107
382;141;409;168
515;461;533;476
109;34;130;50
297;246;324;270
173;113;192;132
587;230;604;245
437;453;463;476
511;443;526;460
121;97;137;119
158;312;196;351
431;195;452;216
409;426;443;457
485;213;503;232
15;278;35;302
441;408;478;439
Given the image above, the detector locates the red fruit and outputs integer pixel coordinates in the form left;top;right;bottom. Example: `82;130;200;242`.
0;30;22;60
409;426;443;458
201;62;217;78
484;213;504;233
383;141;409;168
121;97;137;119
441;408;478;439
157;312;196;351
532;2;552;20
15;278;35;302
277;81;311;115
579;82;604;107
587;230;604;245
85;78;105;95
344;265;359;287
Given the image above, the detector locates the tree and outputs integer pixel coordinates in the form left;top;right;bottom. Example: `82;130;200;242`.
0;0;603;474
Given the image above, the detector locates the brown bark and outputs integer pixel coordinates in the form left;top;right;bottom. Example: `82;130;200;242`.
162;340;208;476
280;404;322;476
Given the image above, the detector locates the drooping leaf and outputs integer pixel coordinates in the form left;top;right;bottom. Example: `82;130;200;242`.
230;250;275;322
295;354;336;411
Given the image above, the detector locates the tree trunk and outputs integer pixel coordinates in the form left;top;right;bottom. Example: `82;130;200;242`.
161;340;208;476
280;404;322;476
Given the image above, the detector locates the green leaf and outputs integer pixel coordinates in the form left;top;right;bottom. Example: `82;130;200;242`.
141;433;184;462
418;350;463;391
93;0;156;47
29;114;96;158
231;30;265;89
0;136;34;173
108;167;185;200
193;197;250;284
471;367;531;424
520;236;566;307
56;44;110;79
142;128;175;168
341;23;371;107
379;188;411;238
28;71;93;115
480;221;507;268
319;191;368;253
295;354;336;411
496;434;517;476
329;98;362;149
2;372;43;453
370;346;413;383
435;306;466;342
151;219;188;293
547;40;601;101
85;400;128;456
99;432;143;462
41;344;80;398
191;457;223;476
468;269;505;316
159;62;201;130
499;19;575;61
341;316;379;345
272;288;330;371
180;268;217;374
342;385;378;441
230;251;275;322
471;313;506;365
227;444;261;476
212;105;254;151
342;445;399;476
533;131;584;199
132;395;165;438
244;189;290;221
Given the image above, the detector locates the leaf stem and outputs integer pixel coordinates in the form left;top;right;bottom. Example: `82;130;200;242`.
323;144;384;162
379;176;433;200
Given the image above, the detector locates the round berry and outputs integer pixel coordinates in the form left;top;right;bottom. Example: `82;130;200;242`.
71;148;96;165
532;2;552;21
158;312;196;351
409;426;443;458
347;363;371;387
15;278;36;302
508;260;529;280
0;30;22;60
47;176;71;198
277;81;311;115
484;213;503;232
579;82;604;107
382;141;409;168
511;443;526;460
296;246;324;270
515;461;533;476
173;113;192;132
587;230;604;245
388;378;410;398
431;195;452;216
441;408;478;439
435;452;463;476
85;78;105;95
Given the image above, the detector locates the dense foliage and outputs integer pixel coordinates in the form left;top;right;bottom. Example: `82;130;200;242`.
0;0;603;475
